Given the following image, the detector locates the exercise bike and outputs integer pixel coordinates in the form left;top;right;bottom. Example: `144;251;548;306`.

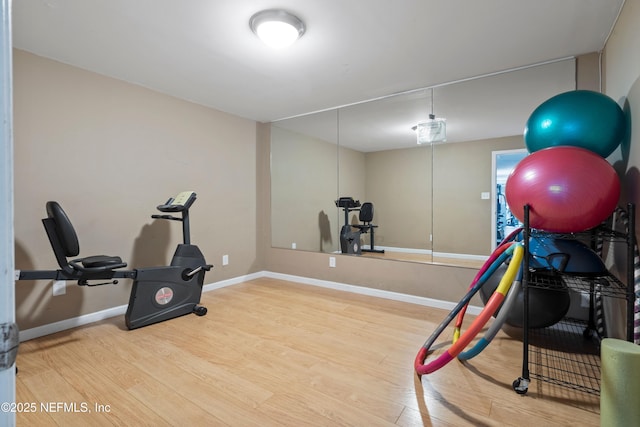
16;191;212;330
335;197;362;255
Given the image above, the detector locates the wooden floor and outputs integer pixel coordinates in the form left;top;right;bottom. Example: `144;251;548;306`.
15;278;599;426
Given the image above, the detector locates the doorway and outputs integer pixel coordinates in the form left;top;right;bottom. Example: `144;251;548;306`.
491;149;528;250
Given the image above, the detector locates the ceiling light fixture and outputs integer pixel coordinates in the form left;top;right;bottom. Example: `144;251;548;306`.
415;115;447;144
414;88;447;144
250;9;306;49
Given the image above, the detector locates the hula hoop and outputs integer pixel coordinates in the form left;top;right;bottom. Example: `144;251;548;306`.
414;243;523;375
457;266;523;360
415;243;514;363
469;241;515;291
452;229;522;342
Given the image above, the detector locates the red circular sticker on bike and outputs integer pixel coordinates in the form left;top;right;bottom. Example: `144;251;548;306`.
155;287;174;305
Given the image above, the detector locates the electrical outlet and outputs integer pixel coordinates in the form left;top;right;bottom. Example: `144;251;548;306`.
292;242;297;249
222;254;229;266
52;280;66;296
329;256;336;268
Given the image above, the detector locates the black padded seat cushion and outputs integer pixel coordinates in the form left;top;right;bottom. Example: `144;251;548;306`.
80;255;125;268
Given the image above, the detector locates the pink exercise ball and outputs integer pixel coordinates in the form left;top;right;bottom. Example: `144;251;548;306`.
505;146;620;233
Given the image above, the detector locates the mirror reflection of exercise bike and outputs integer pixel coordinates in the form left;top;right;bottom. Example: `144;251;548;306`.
16;191;213;330
335;197;384;255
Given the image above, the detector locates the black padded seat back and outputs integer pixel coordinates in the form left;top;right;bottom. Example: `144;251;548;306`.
46;201;80;257
43;201;127;273
359;202;374;223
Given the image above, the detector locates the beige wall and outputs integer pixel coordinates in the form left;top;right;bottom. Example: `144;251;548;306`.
338;144;366;212
270;126;340;253
270;126;373;253
14;50;260;330
604;0;640;235
576;52;601;92
364;146;432;250
602;0;640;337
432;135;524;256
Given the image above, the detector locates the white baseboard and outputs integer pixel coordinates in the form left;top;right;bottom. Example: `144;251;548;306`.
362;245;431;255
202;271;264;292
19;272;262;342
262;271;483;315
432;251;489;262
19;305;129;342
361;245;489;261
19;270;481;341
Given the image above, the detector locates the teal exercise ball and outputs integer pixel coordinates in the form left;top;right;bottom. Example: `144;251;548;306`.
524;90;626;158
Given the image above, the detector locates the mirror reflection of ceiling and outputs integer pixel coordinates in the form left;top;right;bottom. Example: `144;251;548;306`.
12;1;622;123
273;59;576;152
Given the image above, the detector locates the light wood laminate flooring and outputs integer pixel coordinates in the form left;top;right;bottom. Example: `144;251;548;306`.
16;278;599;426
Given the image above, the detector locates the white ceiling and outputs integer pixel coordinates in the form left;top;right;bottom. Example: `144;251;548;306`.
273;58;576;151
12;0;625;149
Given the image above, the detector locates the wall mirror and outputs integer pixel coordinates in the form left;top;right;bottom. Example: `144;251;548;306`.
271;109;339;253
271;58;576;267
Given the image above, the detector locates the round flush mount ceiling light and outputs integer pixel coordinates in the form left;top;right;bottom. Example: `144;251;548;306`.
250;9;306;48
